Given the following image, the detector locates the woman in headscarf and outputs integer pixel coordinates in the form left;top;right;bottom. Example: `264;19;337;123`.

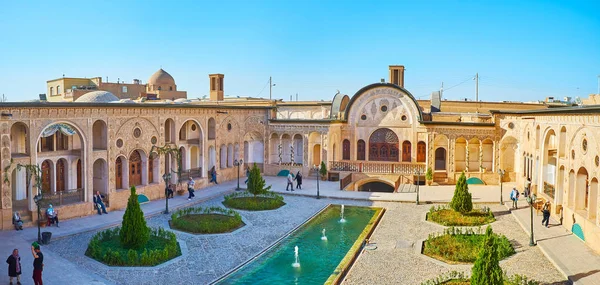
6;248;22;285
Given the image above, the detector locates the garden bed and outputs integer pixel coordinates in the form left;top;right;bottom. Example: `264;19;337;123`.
223;191;285;211
170;207;244;234
422;228;514;264
85;227;181;266
427;206;495;226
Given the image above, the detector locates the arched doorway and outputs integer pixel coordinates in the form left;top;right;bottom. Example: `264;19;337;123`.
41;160;52;194
576;167;589;211
417;141;426;162
164;118;176;143
357;140;365;161
342;139;350;160
402;141;411;162
368;128;399;161
56;159;66;192
76;159;82;189
435;148;446;170
129;150;142;187
313;144;321;165
358;181;395;193
93;159;108;195
115;157;124;190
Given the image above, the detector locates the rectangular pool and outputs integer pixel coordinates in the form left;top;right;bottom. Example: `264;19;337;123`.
217;205;380;285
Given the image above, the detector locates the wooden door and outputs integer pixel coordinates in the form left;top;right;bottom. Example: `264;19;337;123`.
417;142;426;162
56;159;65;192
41;160;51;193
357;140;365;161
342;140;350;160
76;159;82;189
129;150;142;186
402;141;411;162
116;157;123;189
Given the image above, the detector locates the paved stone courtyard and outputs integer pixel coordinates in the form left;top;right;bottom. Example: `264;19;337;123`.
44;193;568;285
45;195;372;285
343;203;567;284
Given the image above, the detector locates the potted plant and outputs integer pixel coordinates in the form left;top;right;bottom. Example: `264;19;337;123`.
425;167;433;186
319;161;328;181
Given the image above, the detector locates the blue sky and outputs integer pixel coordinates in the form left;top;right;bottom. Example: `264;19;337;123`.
0;0;598;102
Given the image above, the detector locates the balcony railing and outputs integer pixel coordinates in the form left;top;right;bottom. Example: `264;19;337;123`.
330;161;425;174
179;167;203;181
543;182;555;199
43;188;85;206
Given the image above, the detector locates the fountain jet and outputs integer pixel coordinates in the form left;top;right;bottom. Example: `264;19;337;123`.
292;246;300;268
340;205;347;223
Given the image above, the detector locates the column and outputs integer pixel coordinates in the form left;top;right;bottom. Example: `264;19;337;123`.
465;140;469;172
479;141;483;173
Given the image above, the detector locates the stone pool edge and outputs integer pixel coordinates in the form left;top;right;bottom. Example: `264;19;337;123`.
325;206;386;285
208;203;330;285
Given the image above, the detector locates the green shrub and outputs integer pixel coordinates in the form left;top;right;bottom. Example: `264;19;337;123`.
426;167;433;181
423;227;515;263
247;163;271;197
471;226;503;285
223;190;285;211
170;206;244;234
319;161;327;178
428;205;495;226
450;173;473;214
85;226;181;266
120;186;150;249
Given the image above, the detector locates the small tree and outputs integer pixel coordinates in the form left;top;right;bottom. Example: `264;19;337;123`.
425;167;433;184
449;172;473;213
471;226;504;285
247;163;271;197
120;186;150;249
319;161;327;179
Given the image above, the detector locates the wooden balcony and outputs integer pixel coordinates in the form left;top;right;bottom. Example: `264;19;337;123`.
329;161;425;174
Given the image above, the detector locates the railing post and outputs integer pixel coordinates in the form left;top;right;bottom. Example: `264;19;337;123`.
359;162;363;172
391;163;394;173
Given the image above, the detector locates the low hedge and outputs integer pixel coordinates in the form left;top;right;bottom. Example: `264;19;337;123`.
223;191;285;211
421;271;541;285
170;206;244;234
428;205;495;226
86;227;181;266
423;227;515;264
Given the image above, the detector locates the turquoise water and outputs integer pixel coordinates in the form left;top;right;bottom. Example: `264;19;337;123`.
218;205;377;285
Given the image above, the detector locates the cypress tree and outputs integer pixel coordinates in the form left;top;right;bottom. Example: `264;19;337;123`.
471;226;504;285
120;186;150;249
450;172;473;213
247;163;271;197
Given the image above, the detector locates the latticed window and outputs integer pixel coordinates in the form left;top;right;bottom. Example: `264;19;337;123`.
129;150;142;186
369;128;399;161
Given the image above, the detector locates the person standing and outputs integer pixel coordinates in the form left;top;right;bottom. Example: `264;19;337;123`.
510;187;520;209
187;177;196;201
542;201;551;228
209;166;219;184
93;191;108;215
244;167;250;184
295;171;303;190
524;178;532;197
31;245;43;285
6;248;21;285
286;172;294;191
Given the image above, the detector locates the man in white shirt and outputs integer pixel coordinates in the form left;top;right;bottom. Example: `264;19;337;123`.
286;172;294;191
187;177;196;200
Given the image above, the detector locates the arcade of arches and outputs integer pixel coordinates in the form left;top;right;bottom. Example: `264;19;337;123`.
2;79;600;255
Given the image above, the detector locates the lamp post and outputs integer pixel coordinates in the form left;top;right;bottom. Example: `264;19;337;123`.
313;164;320;199
527;193;537;246
498;169;505;205
234;159;244;190
33;193;43;243
162;173;172;214
415;167;421;205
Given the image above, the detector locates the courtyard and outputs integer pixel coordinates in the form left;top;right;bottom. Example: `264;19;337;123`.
3;177;598;284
